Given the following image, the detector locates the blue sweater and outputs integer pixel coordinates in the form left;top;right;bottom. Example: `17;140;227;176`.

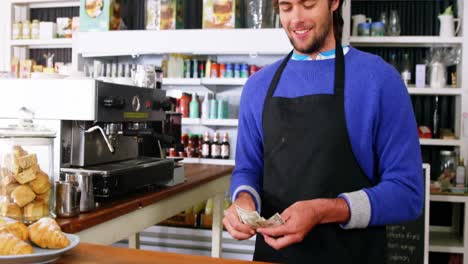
231;47;424;228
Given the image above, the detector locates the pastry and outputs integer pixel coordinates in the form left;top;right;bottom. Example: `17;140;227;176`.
16;154;37;170
28;217;70;249
0;168;16;186
4;154;21;175
28;171;51;194
23;202;48;222
4;183;20;196
0;202;22;221
35;189;51;204
12;146;28;158
11;185;36;208
0;233;33;255
14;164;39;184
0;222;28;241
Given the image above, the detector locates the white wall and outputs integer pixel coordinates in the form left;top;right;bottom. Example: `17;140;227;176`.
0;1;8;72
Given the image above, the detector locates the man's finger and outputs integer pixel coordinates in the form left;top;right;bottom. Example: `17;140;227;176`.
223;217;253;240
263;233;300;250
257;222;291;237
226;210;256;235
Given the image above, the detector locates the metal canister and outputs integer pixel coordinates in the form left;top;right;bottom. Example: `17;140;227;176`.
234;64;241;78
225;64;233;78
56;181;81;218
184;59;191;79
241;64;250;78
219;64;226;78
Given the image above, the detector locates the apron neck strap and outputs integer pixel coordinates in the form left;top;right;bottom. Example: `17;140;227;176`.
266;38;346;98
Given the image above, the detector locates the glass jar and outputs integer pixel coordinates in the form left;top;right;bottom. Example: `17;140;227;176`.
22;20;31;40
439;150;457;190
31;20;40;39
0;116;56;223
387;10;401;36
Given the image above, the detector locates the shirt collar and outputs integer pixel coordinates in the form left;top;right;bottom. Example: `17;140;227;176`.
291;45;350;61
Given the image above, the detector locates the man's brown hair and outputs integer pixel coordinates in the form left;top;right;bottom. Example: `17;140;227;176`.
273;0;345;42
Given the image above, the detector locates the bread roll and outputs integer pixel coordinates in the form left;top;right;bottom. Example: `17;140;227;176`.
29;171;50;194
0;203;22;221
14;164;39;184
16;154;37;170
11;185;36;208
23;202;48;222
35;189;51;204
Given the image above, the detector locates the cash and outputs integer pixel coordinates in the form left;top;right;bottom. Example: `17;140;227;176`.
235;205;285;229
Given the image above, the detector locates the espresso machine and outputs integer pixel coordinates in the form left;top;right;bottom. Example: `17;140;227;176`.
60;80;182;201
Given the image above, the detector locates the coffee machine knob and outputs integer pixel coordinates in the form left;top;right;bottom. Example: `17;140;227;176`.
132;96;141;112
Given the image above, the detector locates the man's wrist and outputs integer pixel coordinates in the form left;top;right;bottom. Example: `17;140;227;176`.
317;198;351;224
236;191;256;210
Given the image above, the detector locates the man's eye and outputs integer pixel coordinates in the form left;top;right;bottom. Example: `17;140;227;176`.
280;5;292;12
303;0;315;8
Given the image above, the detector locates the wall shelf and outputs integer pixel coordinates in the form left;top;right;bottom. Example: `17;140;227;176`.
408;87;463;96
182;118;238;127
10;38;72;49
429;231;464;253
74;29;292;57
181;158;235;166
349;36;463;47
419;139;462;147
10;0;79;8
430;194;468;203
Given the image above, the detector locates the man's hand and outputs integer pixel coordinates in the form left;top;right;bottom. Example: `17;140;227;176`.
223;192;257;240
257;198;350;250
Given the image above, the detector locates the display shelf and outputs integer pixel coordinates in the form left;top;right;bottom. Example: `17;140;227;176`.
430;194;468;203
180;158;235;166
10;38;72;49
429;231;464;253
182;118;238;127
10;0;79;8
163;78;201;86
419;139;462;147
349;36;463;47
201;78;248;86
407;87;463;95
74;29;292;57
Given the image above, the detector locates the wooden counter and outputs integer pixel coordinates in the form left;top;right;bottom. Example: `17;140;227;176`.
56;163;234;257
56;243;268;264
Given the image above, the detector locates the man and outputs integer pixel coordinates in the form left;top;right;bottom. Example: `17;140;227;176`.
223;0;424;263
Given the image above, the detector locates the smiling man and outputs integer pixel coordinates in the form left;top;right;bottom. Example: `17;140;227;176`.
223;0;424;263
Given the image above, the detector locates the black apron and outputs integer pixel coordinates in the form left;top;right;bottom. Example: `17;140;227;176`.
254;40;386;263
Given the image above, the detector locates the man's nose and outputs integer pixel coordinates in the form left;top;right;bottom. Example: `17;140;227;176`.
289;7;307;26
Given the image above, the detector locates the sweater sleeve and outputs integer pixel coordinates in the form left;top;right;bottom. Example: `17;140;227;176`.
229;79;264;212
360;64;424;227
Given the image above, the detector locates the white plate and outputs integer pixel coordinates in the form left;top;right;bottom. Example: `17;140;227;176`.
0;233;80;264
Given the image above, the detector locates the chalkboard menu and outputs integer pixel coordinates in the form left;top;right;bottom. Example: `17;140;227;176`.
386;165;429;264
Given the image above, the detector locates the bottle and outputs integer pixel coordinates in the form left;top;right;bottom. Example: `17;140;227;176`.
205;57;212;79
202;132;211;158
12;21;22;40
456;157;466;188
401;53;411;86
389;53;398;71
31;20;40;39
22;20;31;39
201;93;210;119
180;93;191;118
433;96;440;139
221;133;230;159
189;93;200;118
211;132;221;159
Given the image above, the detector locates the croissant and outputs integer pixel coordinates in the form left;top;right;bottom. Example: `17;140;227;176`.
28;217;70;249
0;233;33;255
0;222;28;241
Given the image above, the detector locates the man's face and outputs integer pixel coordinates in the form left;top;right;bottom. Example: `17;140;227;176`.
278;0;338;54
